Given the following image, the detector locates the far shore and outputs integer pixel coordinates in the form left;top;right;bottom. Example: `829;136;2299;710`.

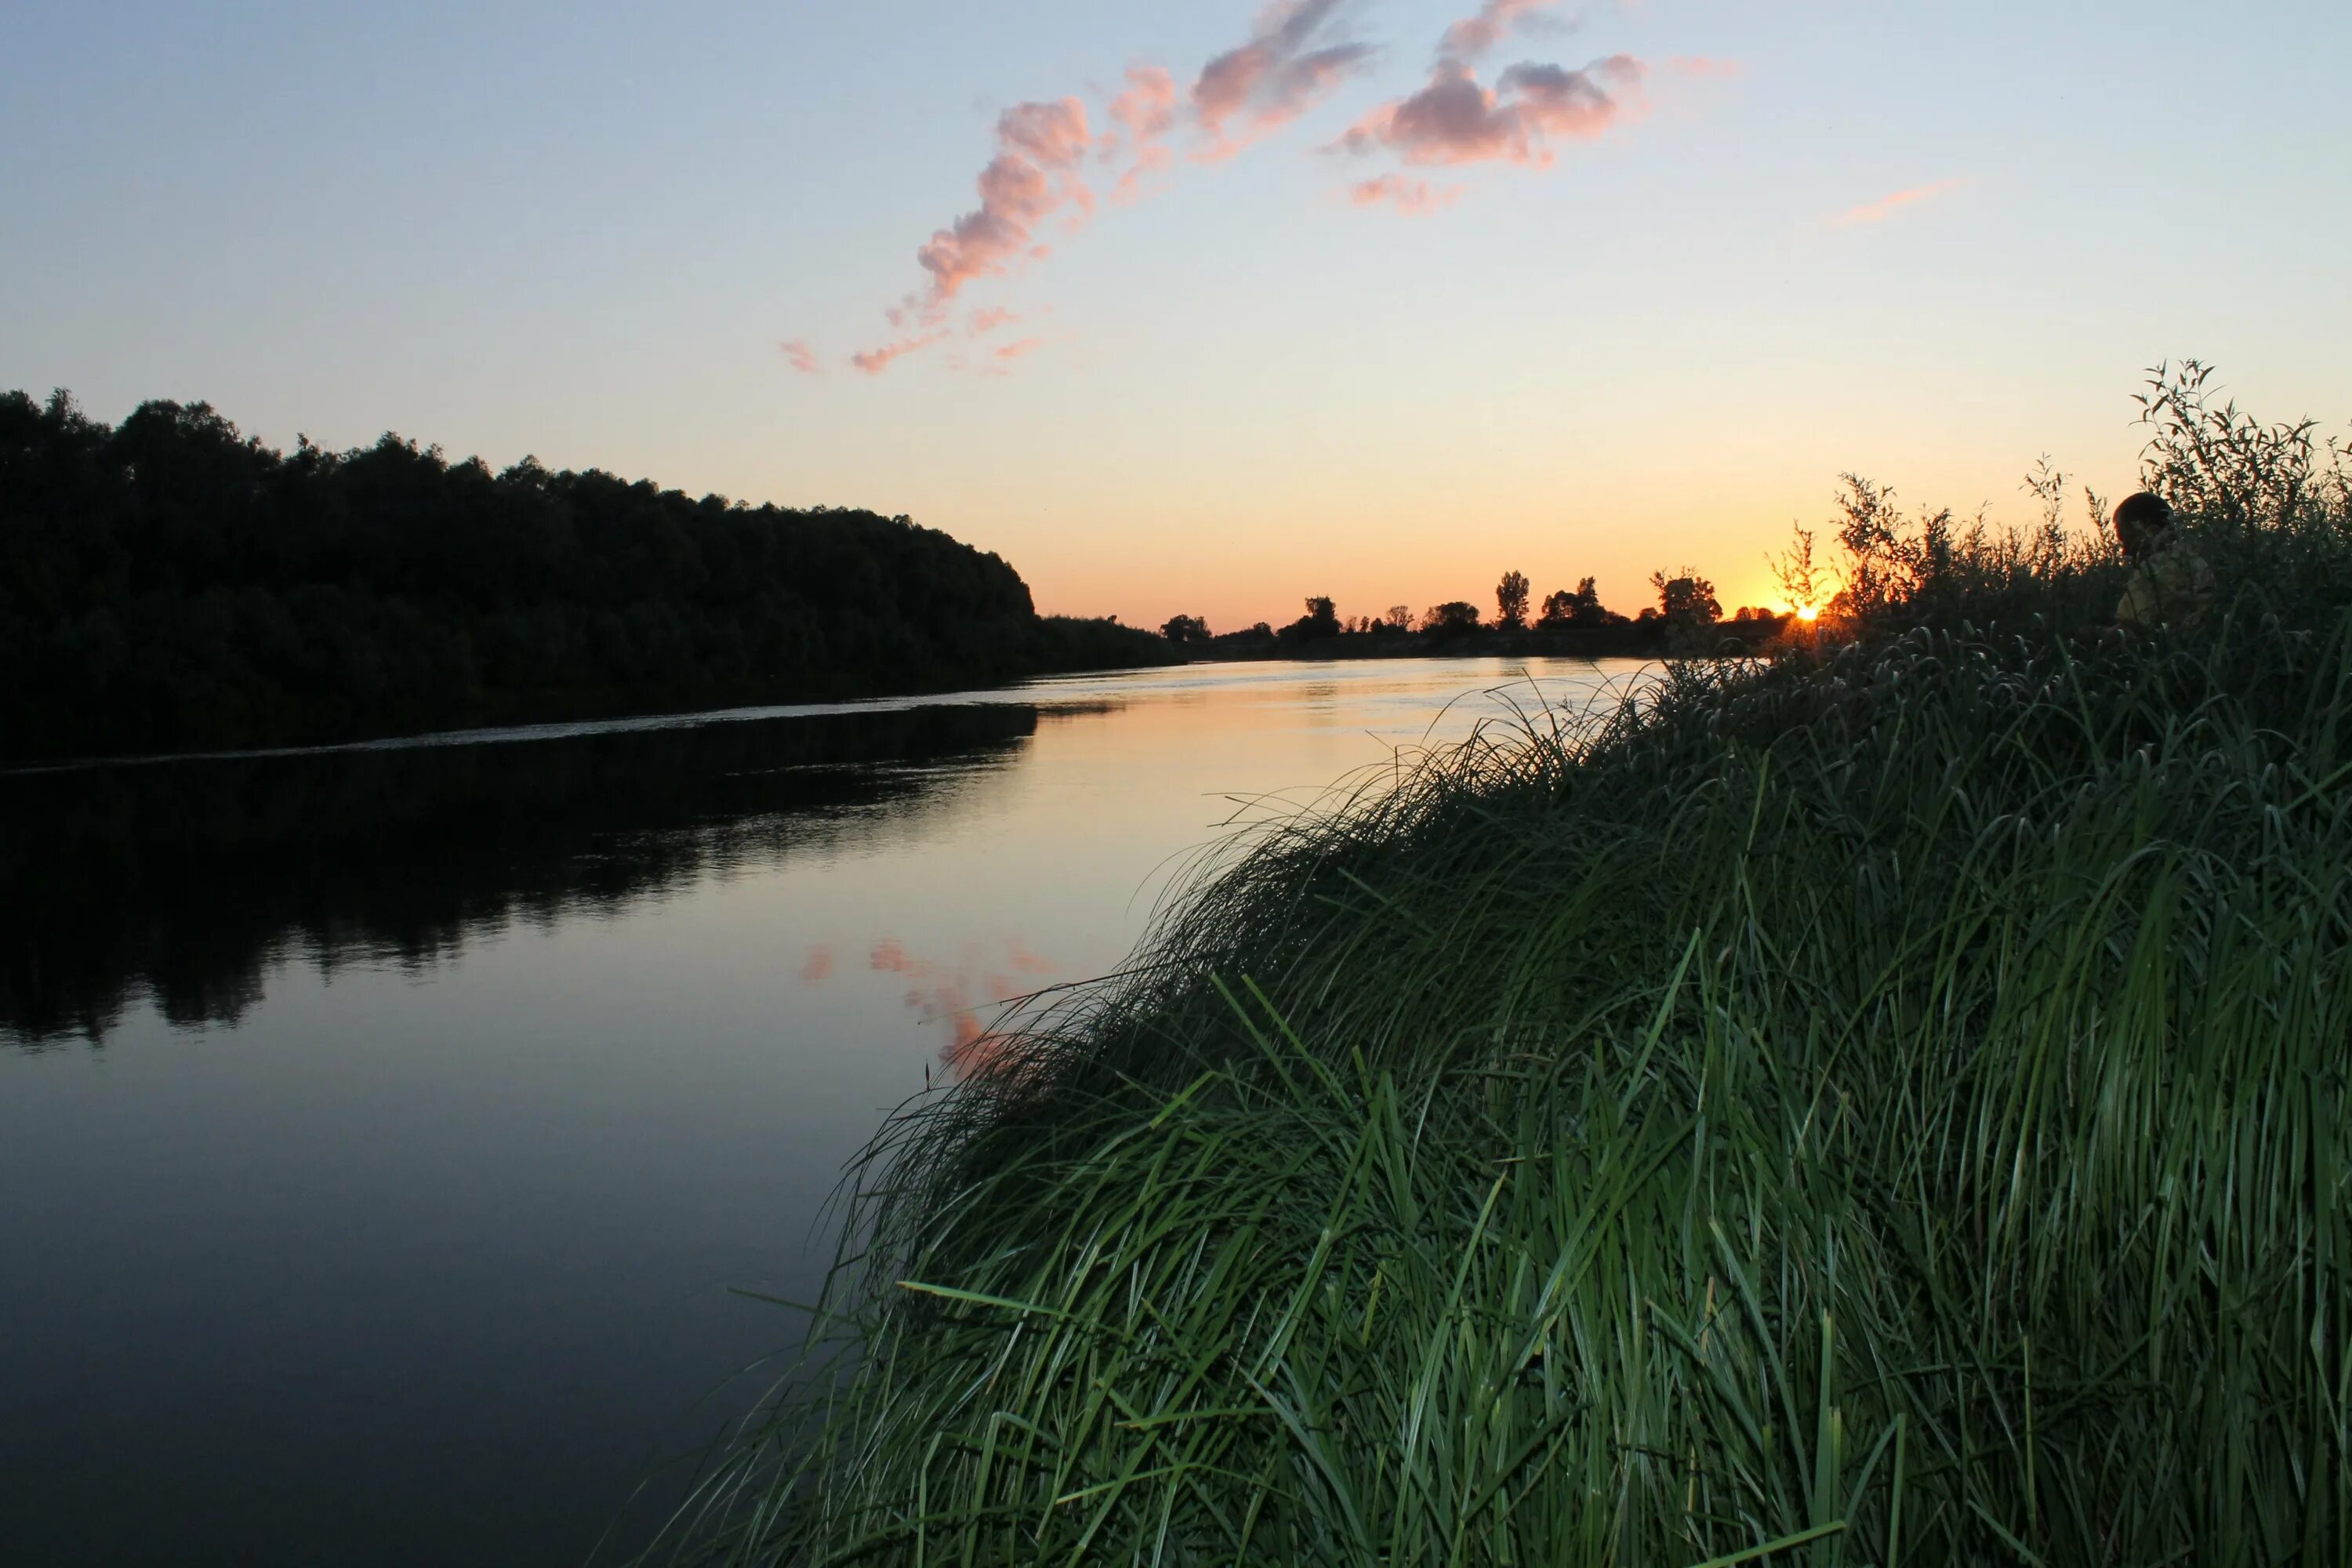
1166;615;1790;665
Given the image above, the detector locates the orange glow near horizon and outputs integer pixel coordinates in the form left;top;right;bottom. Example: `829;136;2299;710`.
1030;555;1802;640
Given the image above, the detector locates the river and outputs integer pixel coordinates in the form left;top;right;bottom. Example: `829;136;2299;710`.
0;656;1649;1567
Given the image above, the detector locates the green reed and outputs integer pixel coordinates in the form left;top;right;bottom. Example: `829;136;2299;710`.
633;598;2352;1566
641;365;2352;1563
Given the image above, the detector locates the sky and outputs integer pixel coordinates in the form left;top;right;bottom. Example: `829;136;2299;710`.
4;0;2348;630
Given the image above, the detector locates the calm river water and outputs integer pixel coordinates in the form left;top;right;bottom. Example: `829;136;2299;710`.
0;656;1646;1567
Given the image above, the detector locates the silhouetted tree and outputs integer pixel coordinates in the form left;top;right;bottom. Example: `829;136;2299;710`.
1160;614;1211;645
1770;524;1834;617
0;390;1169;762
1568;577;1607;626
1650;567;1722;627
1423;601;1483;636
1539;578;1612;629
1385;604;1414;632
1495;570;1530;630
1279;596;1341;644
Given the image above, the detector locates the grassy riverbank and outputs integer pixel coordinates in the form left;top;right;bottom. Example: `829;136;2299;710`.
649;369;2352;1565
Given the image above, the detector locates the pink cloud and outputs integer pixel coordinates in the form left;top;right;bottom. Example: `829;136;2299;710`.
800;945;835;982
997;97;1094;167
1351;173;1463;214
888;96;1094;334
779;339;822;376
1667;55;1744;78
1109;64;1179;144
1440;0;1578;64
1112;142;1176;204
851;330;949;376
1834;176;1973;227
829;4;1711;373
1338;55;1643;167
1103;64;1180;201
1192;0;1378;158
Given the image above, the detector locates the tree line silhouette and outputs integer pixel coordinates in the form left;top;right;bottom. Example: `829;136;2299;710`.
0;390;1167;762
1162;565;1784;655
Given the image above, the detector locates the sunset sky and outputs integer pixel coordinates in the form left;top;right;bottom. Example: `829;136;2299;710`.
5;0;2347;629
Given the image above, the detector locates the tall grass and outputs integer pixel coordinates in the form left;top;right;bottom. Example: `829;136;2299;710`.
643;372;2352;1566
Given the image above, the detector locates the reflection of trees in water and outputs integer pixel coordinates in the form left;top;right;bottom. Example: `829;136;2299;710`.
0;705;1044;1047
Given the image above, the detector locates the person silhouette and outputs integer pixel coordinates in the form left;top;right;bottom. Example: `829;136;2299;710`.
2111;492;2216;634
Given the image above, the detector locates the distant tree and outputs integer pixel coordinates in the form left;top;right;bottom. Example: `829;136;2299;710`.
1160;613;1211;645
1541;578;1612;628
1650;567;1722;627
1423;601;1483;636
1385;604;1414;633
1495;569;1530;630
1279;595;1341;643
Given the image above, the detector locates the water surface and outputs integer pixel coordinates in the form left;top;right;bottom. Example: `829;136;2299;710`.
0;657;1645;1566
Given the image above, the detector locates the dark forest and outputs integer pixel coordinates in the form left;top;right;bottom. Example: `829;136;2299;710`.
0;391;1167;762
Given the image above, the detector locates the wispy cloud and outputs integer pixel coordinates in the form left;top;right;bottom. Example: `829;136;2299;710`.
1338;55;1644;167
851;329;950;376
779;339;822;376
828;0;1712;375
1834;176;1973;227
1351;173;1463;214
850;5;1381;374
1440;0;1580;64
1103;64;1179;203
895;97;1095;326
1191;0;1378;159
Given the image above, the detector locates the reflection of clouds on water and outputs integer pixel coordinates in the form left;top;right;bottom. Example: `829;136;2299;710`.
804;936;1058;1069
7;661;1653;1050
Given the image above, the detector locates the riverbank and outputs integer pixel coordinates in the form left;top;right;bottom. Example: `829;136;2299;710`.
657;613;2352;1566
647;374;2352;1565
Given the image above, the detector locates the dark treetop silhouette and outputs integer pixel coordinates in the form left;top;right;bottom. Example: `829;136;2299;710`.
0;391;1167;763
